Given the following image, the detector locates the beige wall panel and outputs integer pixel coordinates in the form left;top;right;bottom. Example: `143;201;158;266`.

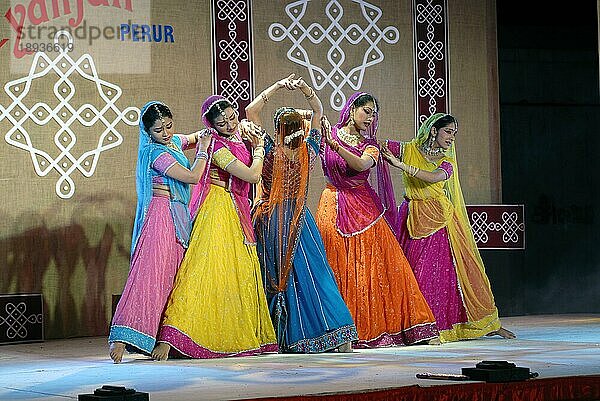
0;0;212;337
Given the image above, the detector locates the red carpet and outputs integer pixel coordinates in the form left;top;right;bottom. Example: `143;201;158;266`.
248;375;600;401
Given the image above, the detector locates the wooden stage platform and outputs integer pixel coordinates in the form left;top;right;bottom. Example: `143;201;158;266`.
0;314;599;401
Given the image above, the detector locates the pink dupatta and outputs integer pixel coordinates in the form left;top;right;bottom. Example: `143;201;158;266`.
320;92;399;236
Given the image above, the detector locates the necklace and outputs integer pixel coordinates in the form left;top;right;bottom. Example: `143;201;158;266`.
420;143;445;157
338;127;362;146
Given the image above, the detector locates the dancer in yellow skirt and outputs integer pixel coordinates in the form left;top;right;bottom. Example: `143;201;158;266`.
153;95;277;359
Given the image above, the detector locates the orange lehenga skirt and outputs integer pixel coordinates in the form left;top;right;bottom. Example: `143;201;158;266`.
316;184;438;347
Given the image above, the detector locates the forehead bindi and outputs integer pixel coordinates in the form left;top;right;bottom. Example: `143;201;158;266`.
151;117;172;131
214;108;236;123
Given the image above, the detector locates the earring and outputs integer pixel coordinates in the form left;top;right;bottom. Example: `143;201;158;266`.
349;114;355;127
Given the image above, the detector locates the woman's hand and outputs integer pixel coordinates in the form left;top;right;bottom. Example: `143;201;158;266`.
196;129;213;151
277;73;297;90
321;116;338;151
380;142;402;169
292;77;308;90
239;119;264;141
191;129;212;150
239;119;264;149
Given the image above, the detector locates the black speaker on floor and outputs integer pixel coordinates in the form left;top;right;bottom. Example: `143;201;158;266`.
462;360;537;383
78;385;149;400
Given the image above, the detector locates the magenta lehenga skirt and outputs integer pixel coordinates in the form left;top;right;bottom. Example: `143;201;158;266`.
397;200;468;334
108;195;185;354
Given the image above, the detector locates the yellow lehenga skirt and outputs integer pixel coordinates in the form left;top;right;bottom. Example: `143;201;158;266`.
158;184;277;358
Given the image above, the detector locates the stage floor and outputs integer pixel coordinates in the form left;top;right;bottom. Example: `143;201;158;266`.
0;314;599;401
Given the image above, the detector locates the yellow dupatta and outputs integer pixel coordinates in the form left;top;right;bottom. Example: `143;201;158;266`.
405;114;500;341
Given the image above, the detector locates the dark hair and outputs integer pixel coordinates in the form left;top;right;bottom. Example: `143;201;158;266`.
432;114;458;130
352;93;379;112
142;103;172;133
205;100;233;127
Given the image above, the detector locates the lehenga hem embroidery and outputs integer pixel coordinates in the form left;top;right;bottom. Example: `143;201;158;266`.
354;322;438;348
286;325;358;353
108;325;155;354
160;325;278;358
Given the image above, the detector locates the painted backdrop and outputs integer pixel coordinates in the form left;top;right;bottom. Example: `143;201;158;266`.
0;0;500;339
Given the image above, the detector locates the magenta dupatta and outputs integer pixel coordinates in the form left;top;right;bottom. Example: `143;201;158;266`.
320;92;399;236
188;95;256;244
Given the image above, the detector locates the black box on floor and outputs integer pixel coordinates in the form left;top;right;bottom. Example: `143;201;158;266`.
78;385;149;401
462;360;532;382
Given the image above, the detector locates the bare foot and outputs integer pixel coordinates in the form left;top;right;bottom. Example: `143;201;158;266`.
151;342;171;361
109;341;125;364
427;337;441;345
486;327;516;339
337;342;353;353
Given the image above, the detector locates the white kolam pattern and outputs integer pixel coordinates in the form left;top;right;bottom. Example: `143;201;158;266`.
269;0;399;111
0;31;139;199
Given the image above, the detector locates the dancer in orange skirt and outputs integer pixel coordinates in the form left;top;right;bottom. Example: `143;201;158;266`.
316;92;439;347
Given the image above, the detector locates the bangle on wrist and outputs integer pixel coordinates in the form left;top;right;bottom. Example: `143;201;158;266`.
399;161;419;177
304;88;315;101
196;150;209;160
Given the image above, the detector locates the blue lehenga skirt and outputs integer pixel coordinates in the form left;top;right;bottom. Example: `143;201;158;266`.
255;207;358;353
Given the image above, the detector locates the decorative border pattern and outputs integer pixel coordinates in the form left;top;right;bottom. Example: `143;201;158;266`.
0;293;44;344
212;0;254;117
466;205;525;250
413;0;449;127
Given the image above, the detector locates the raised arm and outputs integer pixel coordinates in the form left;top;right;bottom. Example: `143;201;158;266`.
246;73;297;127
294;78;322;128
223;131;265;184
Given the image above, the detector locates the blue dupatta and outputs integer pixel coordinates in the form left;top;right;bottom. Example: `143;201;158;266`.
131;101;192;256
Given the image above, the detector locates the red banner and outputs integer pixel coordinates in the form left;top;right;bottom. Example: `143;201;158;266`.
211;0;253;119
413;0;449;127
466;205;525;250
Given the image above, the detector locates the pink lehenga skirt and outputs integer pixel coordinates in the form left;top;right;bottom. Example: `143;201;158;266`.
397;200;469;340
108;195;185;354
